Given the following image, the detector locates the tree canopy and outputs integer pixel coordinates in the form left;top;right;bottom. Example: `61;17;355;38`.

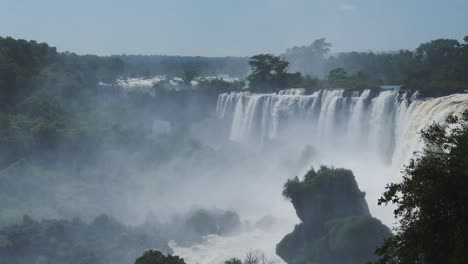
282;36;468;96
247;54;290;92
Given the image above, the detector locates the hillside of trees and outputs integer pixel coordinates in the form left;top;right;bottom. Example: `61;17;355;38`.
0;37;234;225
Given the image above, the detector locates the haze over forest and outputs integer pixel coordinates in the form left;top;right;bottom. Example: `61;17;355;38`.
0;1;468;264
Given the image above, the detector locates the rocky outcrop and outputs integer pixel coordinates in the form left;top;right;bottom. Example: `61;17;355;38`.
277;166;390;264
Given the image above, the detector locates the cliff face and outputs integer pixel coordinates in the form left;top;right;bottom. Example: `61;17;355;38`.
277;166;390;264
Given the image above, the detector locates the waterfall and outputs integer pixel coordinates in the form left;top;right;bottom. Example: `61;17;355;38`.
216;89;468;169
171;90;467;264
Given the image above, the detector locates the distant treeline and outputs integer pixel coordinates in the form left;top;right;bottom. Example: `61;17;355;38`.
282;37;468;96
115;54;249;78
0;37;124;111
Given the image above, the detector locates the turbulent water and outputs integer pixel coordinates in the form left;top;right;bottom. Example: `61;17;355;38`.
172;88;468;264
170;218;295;264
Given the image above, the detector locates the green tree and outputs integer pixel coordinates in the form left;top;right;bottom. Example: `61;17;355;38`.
135;250;186;264
404;38;466;96
247;54;289;92
373;109;468;264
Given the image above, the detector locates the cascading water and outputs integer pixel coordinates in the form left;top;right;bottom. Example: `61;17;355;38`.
174;89;468;264
217;89;468;166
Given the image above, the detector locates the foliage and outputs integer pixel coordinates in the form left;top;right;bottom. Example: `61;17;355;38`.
247;54;321;92
0;36;125;112
135;250;186;264
0;37;226;225
282;36;468;96
372;109;468;264
247;54;299;92
403;38;468;96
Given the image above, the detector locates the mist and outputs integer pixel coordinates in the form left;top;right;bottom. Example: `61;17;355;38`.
1;20;468;263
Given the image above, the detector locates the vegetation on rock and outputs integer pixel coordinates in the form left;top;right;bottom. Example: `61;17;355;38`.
277;166;390;264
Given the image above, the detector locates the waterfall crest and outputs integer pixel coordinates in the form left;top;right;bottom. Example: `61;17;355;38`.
217;89;468;169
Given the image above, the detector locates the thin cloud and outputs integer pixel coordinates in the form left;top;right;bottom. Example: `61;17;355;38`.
338;3;355;11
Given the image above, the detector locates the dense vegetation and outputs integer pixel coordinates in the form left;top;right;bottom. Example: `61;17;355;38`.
0;37;124;111
0;37;123;167
372;109;468;264
247;54;296;93
248;36;468;96
0;37;248;264
276;166;390;264
0;37;234;225
327;37;468;96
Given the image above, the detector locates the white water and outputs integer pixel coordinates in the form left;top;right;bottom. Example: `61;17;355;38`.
217;90;468;166
174;89;468;264
170;218;295;264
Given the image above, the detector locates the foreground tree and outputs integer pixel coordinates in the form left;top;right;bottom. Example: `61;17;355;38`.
374;109;468;264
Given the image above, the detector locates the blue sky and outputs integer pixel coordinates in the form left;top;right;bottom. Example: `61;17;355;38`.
1;0;467;56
